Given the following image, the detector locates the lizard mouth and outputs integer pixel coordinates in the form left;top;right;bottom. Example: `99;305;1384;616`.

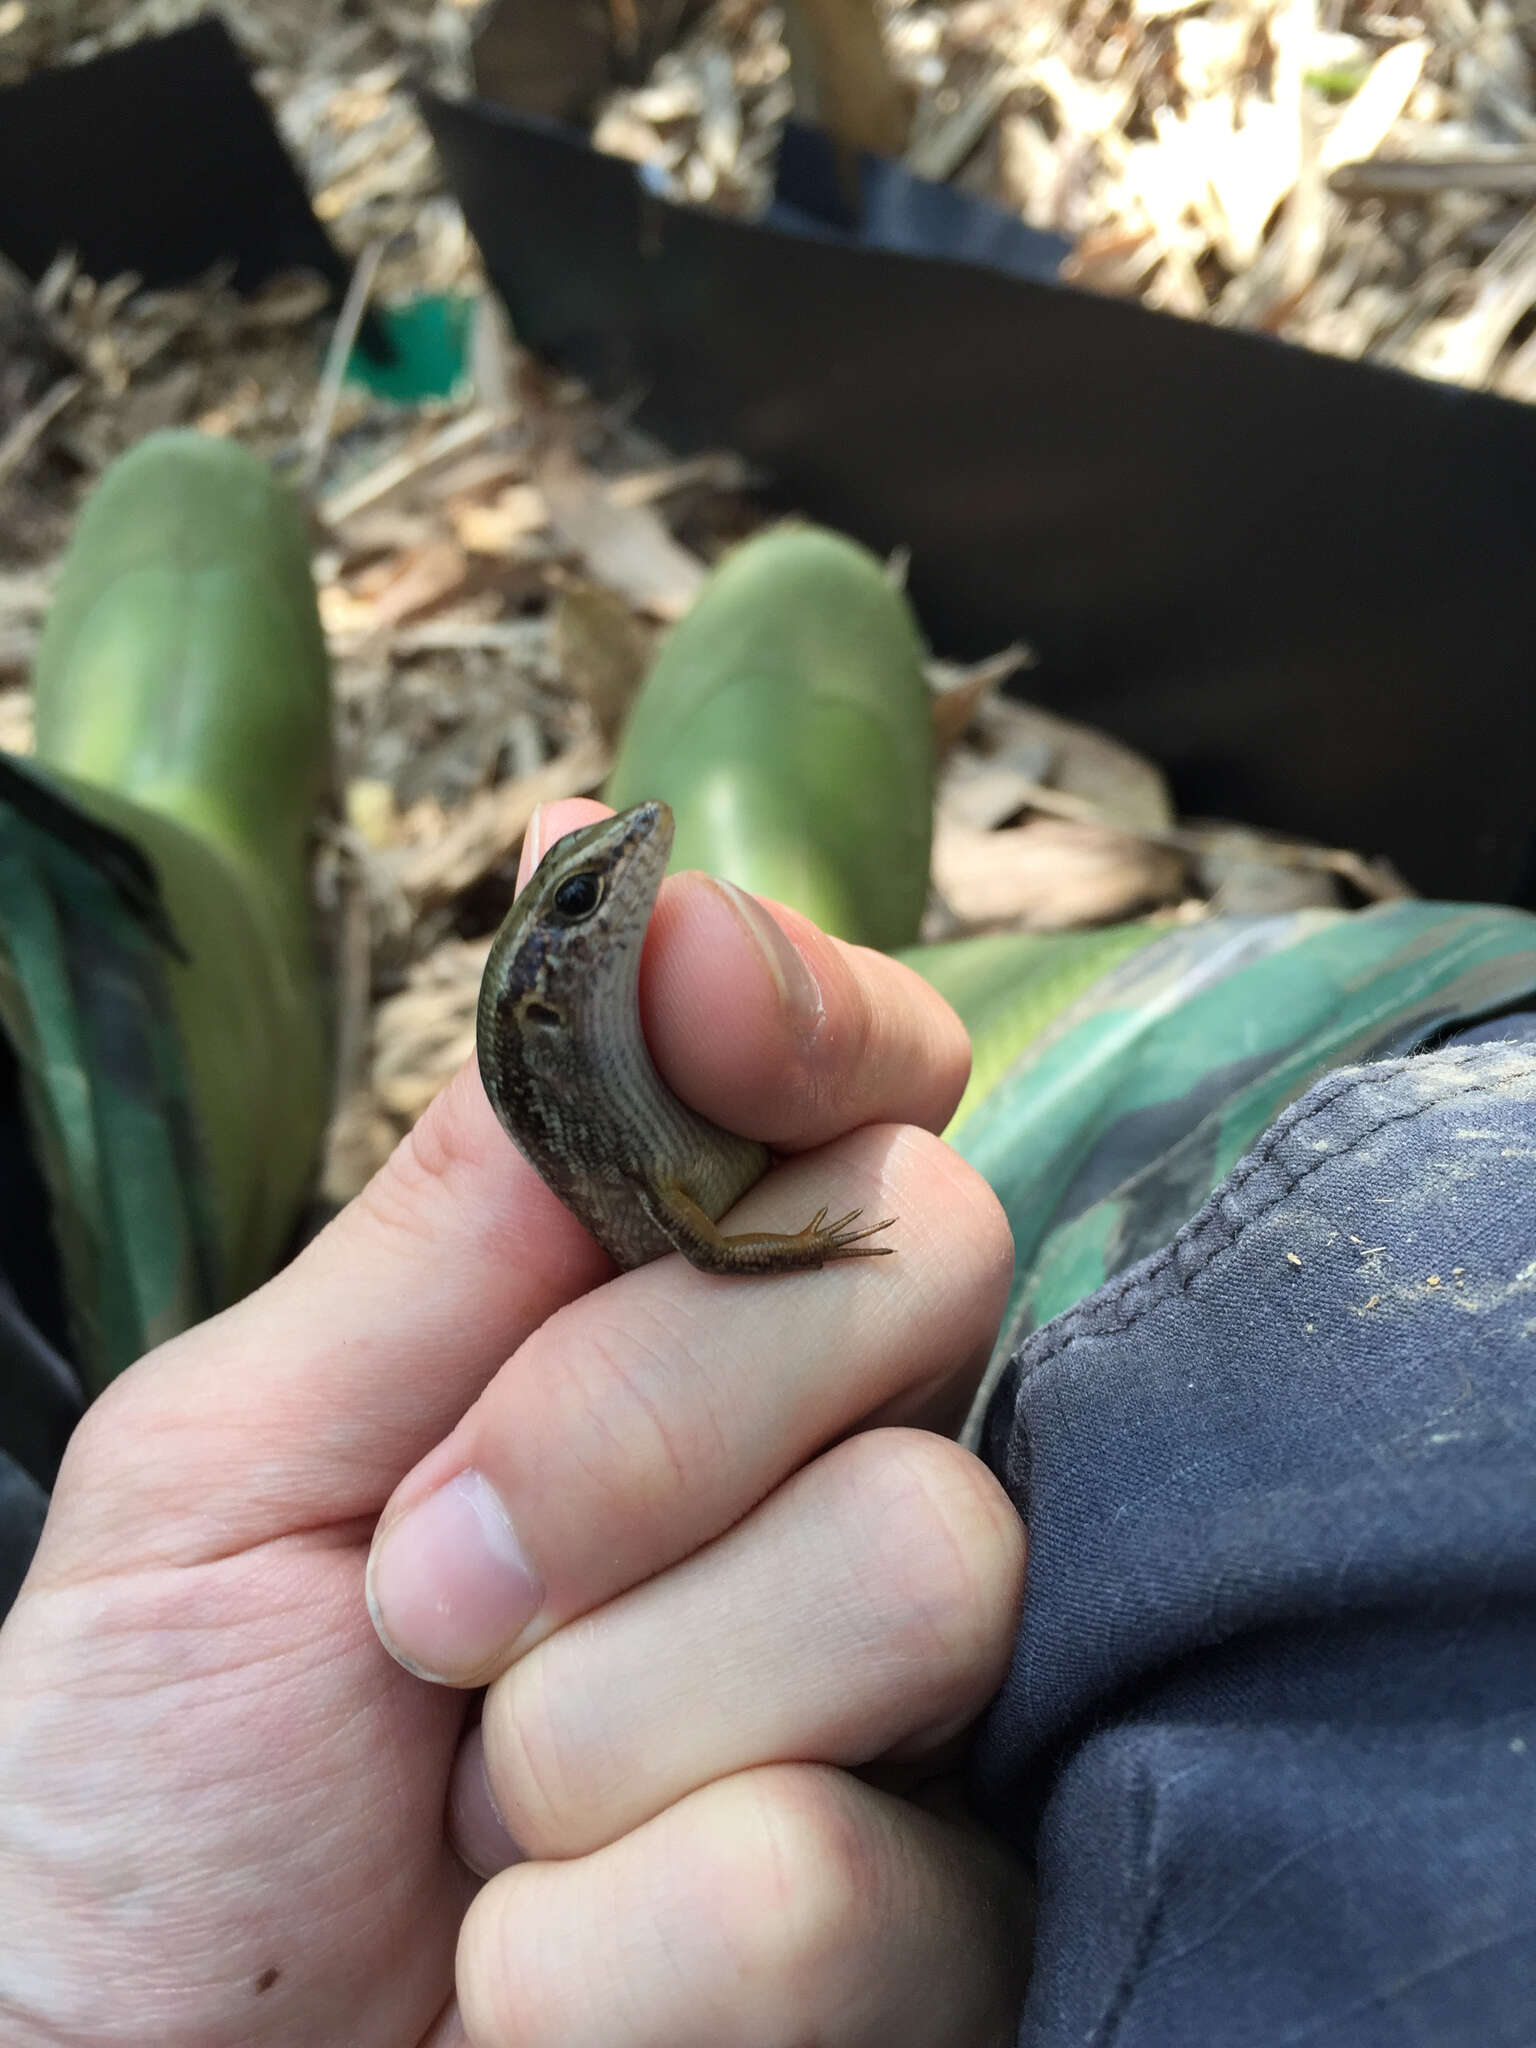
588;799;674;897
615;799;673;857
607;799;674;913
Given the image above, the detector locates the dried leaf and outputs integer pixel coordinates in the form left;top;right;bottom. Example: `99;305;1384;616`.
321;412;512;529
932;816;1186;931
966;695;1177;836
1132;0;1205;20
0;374;83;488
349;540;471;633
451;483;549;555
1195;824;1346;911
607;451;754;506
927;645;1032;753
939;756;1057;832
536;441;707;620
1400;203;1536;383
781;0;913;159
1320;40;1430;173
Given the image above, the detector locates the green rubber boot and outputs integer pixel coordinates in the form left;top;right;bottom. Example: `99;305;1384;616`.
3;431;331;1388
607;524;933;952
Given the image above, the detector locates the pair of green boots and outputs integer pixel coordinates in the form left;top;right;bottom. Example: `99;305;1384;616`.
1;433;947;1396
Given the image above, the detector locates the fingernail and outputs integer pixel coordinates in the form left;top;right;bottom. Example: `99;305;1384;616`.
449;1723;526;1879
367;1469;543;1684
518;805;550;888
706;877;825;1045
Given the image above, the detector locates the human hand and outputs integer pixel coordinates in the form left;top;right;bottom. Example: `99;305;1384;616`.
0;800;1027;2047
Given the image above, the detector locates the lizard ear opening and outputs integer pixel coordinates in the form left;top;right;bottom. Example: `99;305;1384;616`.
552;870;605;922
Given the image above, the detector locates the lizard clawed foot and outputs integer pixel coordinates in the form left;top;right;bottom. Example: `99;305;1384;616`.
645;1184;897;1274
797;1204;896;1261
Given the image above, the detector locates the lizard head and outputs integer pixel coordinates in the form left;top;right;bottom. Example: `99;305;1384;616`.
476;801;675;1109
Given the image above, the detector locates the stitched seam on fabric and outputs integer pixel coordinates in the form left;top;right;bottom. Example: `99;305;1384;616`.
1032;1060;1530;1363
1088;1771;1167;2048
1042;1086;1481;1357
1023;1053;1536;1373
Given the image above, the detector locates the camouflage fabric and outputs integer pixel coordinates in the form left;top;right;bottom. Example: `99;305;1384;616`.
907;901;1536;1427
0;759;221;1397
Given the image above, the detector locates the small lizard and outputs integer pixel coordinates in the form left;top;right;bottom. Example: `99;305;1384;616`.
476;800;894;1274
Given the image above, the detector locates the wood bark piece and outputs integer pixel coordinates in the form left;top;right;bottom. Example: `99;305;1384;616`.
781;0;912;161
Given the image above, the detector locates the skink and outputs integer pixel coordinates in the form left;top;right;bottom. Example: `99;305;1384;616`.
476;801;894;1274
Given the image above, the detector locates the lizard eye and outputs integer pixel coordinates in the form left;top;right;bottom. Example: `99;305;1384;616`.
552;869;604;922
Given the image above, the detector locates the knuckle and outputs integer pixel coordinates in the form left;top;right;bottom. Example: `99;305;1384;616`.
698;1766;886;1994
832;1429;1027;1675
911;1131;1014;1269
481;1637;592;1857
955;1161;1016;1278
521;1291;725;1504
885;1129;1014;1329
456;1872;545;2048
